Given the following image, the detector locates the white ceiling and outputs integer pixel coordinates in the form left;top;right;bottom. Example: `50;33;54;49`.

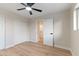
0;3;73;18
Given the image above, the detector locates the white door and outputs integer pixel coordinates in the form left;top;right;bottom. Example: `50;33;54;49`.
43;19;53;46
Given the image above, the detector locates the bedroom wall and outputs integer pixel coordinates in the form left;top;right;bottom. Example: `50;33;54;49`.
0;8;30;49
70;4;79;56
28;19;37;42
53;9;71;50
0;15;5;49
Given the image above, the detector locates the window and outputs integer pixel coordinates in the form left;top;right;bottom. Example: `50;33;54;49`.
73;4;79;31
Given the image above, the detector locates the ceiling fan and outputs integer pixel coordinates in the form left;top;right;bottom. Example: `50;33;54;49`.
17;3;42;15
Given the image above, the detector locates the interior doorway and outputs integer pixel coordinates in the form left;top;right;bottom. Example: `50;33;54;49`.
37;19;53;46
37;21;44;45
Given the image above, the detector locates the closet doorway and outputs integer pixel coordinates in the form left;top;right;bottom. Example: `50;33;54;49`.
37;21;44;45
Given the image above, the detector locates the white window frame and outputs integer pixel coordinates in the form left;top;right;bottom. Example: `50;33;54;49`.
73;4;79;31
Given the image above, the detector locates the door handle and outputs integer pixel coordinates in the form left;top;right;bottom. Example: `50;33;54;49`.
50;33;53;35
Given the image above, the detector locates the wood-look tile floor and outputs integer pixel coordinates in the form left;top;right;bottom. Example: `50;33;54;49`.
0;42;72;56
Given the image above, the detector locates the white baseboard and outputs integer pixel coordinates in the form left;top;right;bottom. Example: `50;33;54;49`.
5;44;15;49
55;44;71;51
5;41;30;49
30;40;37;43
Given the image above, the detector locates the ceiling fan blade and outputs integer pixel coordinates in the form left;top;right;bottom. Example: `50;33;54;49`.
17;8;25;11
29;11;32;15
27;3;35;7
21;3;27;7
32;8;42;12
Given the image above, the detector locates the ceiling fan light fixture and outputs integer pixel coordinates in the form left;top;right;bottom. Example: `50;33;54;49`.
26;7;32;11
18;3;42;15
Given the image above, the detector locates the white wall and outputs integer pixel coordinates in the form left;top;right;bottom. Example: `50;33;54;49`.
70;4;79;55
0;15;5;49
5;17;15;48
0;8;30;49
54;10;71;50
28;19;37;42
14;19;30;45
